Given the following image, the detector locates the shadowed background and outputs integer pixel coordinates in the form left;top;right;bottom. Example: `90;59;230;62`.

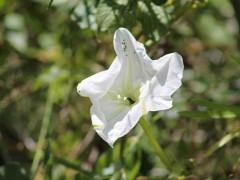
0;0;240;179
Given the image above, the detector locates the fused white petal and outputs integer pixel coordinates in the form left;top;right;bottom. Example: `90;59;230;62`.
91;100;143;147
77;57;121;99
140;53;184;112
77;28;184;146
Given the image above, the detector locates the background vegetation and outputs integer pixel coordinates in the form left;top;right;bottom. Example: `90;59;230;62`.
0;0;240;179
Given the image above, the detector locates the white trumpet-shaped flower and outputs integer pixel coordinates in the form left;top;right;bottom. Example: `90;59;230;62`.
77;28;184;147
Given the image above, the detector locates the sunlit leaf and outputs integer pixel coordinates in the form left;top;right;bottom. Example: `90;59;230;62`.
95;0;172;41
136;0;172;41
205;130;240;157
6;31;28;52
72;0;98;30
96;0;135;32
109;170;127;180
4;13;25;30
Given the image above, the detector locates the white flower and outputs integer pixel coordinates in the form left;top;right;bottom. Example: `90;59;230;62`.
77;28;184;147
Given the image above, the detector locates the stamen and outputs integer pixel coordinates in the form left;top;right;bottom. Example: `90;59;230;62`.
117;94;121;99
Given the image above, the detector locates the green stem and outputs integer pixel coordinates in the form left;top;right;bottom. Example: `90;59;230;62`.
172;2;192;22
48;0;54;9
30;88;53;179
53;156;90;175
139;117;172;171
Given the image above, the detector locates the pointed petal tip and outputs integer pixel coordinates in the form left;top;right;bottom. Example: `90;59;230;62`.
173;52;184;78
114;27;131;38
77;82;82;95
114;28;127;38
109;143;114;148
166;52;184;79
118;27;128;32
174;52;183;59
171;52;183;60
107;138;116;148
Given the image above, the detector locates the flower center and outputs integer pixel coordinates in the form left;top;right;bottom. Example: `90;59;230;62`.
126;97;135;104
117;94;136;105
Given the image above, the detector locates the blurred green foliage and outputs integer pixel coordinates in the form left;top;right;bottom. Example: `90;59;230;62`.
0;0;240;179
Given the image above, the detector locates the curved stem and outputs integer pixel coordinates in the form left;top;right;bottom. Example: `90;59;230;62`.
139;117;172;171
30;88;53;179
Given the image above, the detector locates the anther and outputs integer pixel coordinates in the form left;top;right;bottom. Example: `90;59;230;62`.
127;97;135;105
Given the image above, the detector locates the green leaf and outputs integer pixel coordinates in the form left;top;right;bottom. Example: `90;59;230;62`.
0;163;29;180
193;99;240;115
179;100;240;119
94;138;142;179
227;53;240;65
72;0;98;30
75;172;92;180
179;110;237;119
205;130;240;157
33;66;70;89
137;1;171;41
233;157;240;169
210;111;237;119
96;0;136;32
95;0;172;41
4;13;25;30
178;110;211;119
6;31;28;52
152;0;168;6
4;13;28;52
53;156;91;175
109;170;127;180
32;65;72;103
44;140;53;180
94;143;122;175
124;147;142;179
95;0;116;31
196;13;234;45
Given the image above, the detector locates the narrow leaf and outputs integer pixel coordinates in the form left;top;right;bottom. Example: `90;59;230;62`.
205;130;240;157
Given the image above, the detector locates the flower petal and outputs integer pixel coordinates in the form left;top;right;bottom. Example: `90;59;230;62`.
77;27;184;147
77;57;121;99
140;53;184;111
91;100;143;147
113;28;154;93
